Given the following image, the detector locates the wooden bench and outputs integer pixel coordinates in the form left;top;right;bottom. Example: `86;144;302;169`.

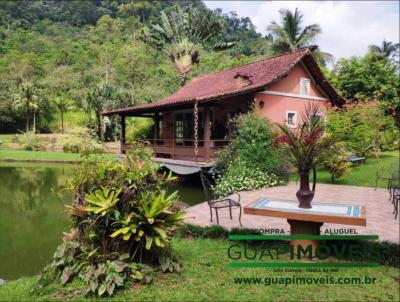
348;154;366;165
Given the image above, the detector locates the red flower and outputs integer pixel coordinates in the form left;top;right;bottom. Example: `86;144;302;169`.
275;135;293;146
304;127;323;145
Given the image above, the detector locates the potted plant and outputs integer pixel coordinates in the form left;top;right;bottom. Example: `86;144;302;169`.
276;103;335;208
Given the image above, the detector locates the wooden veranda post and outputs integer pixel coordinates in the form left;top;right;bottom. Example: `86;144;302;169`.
154;112;159;147
120;114;126;154
204;106;211;161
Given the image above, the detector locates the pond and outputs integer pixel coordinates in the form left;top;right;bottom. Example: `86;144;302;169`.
0;163;205;281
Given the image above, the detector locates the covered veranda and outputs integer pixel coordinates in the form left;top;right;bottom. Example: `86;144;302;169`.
103;92;254;164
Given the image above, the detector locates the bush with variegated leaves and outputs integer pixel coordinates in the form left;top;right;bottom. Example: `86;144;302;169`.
37;144;183;296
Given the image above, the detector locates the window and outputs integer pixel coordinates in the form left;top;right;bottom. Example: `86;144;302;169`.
286;111;297;128
300;78;311;96
174;111;204;146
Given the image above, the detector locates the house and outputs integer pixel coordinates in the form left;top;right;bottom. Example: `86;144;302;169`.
102;48;344;170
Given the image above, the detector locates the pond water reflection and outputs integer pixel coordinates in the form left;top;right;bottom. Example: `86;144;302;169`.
0;163;74;280
0;163;205;280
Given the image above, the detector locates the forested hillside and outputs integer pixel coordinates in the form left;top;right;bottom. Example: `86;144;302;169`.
0;0;262;133
0;0;398;135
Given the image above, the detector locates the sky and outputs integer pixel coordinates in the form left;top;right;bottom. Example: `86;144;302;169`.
204;1;399;61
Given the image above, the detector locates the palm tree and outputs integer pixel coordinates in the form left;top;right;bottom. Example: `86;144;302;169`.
142;5;231;86
253;33;274;56
13;84;39;132
83;85;115;140
54;97;74;134
267;8;333;65
368;40;400;60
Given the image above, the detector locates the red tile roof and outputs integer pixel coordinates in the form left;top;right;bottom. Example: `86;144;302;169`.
103;48;344;116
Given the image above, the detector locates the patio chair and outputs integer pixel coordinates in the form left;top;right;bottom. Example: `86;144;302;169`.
393;188;399;219
375;170;398;191
389;178;400;203
200;171;242;226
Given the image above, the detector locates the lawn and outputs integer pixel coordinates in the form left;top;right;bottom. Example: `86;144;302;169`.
49;110;90;133
290;151;399;188
0;150;117;162
0;134;15;147
0;238;398;301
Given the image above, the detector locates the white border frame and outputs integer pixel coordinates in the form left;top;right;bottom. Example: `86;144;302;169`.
300;77;311;96
285;110;297;128
259;90;328;101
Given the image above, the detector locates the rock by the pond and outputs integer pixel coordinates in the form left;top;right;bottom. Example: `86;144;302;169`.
0;278;6;285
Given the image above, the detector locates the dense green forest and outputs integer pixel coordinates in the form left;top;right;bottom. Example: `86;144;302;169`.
0;0;398;135
0;0;263;133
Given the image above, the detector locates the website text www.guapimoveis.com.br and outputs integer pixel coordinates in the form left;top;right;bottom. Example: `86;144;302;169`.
233;275;377;286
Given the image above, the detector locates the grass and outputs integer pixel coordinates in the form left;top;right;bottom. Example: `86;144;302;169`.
49;110;89;133
290;151;399;188
0;134;16;148
0;150;117;162
0;238;398;301
0;134;15;143
0;133;398;188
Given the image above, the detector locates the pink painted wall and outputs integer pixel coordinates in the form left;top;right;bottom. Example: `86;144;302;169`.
159;63;333;134
255;94;329;126
254;63;331;127
267;63;326;98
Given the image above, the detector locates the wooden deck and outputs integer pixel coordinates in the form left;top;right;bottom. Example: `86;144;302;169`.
153;157;214;174
121;139;229;163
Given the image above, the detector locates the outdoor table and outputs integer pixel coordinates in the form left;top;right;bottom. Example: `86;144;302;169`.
244;198;366;251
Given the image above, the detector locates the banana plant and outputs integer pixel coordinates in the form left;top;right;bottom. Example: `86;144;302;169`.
84;186;122;216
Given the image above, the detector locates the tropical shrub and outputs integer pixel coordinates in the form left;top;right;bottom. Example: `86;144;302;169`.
216;112;287;175
326;101;398;156
214;112;287;195
63;127;104;154
38;144;184;296
126;117;154;142
40;241;153;296
213;159;282;197
16;131;45;151
323;143;352;183
329;52;400;125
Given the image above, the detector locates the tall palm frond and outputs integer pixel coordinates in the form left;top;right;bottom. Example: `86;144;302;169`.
267;8;332;65
54;97;75;134
141;5;231;86
12;84;39;132
368;39;400;60
275;103;336;172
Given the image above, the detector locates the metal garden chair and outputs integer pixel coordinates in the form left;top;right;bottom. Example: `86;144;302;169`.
393;188;399;219
200;171;242;226
389;178;400;203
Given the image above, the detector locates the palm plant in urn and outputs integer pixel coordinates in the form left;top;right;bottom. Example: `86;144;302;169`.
276;103;335;208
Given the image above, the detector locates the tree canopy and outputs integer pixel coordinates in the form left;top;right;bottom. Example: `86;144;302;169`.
0;1;398;134
328;51;400;124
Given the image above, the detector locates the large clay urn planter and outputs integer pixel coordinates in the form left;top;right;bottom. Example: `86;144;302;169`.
296;171;315;209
